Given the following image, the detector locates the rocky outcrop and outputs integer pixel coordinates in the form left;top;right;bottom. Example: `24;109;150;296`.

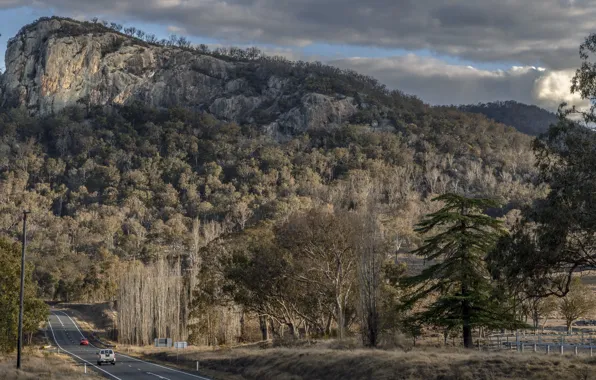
0;18;359;135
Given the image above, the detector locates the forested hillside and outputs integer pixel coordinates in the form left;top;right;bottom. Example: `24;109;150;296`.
0;99;540;341
458;101;559;136
0;17;549;348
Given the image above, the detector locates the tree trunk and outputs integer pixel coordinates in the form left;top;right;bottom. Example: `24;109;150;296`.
336;298;345;339
367;309;378;347
462;284;473;348
239;311;245;342
325;314;332;337
259;315;268;341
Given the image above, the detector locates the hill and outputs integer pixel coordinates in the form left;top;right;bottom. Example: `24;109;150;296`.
0;17;547;346
458;101;559;136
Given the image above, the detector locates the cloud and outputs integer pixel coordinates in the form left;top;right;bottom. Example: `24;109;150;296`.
533;69;588;110
1;0;593;111
166;25;185;34
328;55;587;110
0;0;593;69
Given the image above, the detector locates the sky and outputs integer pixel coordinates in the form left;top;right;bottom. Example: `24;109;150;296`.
0;1;593;111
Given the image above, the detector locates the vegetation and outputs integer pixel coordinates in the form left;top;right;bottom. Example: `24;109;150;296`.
0;239;48;353
128;344;596;380
3;16;596;353
0;350;101;379
402;194;520;348
458;101;558;136
558;278;596;333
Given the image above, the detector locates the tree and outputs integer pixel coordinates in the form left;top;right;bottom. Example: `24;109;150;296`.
403;194;518;348
559;278;595;334
493;35;596;297
527;295;558;332
357;210;387;347
0;238;48;353
490;117;596;297
223;231;304;339
276;208;360;339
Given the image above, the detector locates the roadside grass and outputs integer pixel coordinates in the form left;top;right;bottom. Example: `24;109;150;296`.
123;344;596;380
61;303;596;379
0;349;102;379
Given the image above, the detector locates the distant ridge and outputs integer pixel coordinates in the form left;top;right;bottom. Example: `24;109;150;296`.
458;101;559;136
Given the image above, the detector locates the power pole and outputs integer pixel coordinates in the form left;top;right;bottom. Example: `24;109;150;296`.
17;211;30;370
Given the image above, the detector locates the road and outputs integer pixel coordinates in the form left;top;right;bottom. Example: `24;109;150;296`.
47;310;211;380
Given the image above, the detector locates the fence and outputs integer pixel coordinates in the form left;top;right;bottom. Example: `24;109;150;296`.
481;330;596;356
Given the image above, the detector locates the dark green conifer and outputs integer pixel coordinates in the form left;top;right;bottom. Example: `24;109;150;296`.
404;194;522;348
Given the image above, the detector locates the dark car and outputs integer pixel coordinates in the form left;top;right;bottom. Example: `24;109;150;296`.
80;338;89;346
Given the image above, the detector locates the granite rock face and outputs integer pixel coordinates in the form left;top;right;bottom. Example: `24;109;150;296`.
0;18;358;135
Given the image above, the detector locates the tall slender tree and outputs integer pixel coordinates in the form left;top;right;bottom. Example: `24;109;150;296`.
403;194;519;348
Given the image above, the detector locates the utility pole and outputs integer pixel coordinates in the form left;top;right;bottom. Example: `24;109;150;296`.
17;211;30;370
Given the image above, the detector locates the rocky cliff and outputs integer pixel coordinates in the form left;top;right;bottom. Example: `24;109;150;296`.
0;18;358;135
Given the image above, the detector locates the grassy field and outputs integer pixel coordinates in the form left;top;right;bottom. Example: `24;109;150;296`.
0;349;102;380
61;299;596;380
124;343;596;380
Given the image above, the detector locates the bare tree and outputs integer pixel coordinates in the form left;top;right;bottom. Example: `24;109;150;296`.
117;260;185;345
357;210;386;347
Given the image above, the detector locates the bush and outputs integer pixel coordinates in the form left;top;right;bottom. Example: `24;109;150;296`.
328;338;361;350
378;331;414;351
272;335;310;348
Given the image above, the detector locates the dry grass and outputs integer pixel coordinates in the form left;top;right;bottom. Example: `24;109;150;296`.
63;301;596;379
122;343;596;380
0;349;102;379
59;302;116;332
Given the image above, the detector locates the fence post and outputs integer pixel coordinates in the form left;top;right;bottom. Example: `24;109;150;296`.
575;346;578;356
560;345;564;355
547;345;550;355
591;347;593;357
84;363;87;373
533;344;537;353
521;343;524;353
196;361;199;371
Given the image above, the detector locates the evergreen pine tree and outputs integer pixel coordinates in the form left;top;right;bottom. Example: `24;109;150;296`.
403;194;521;348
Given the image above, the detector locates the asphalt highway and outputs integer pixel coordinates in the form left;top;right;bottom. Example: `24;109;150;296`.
47;311;211;380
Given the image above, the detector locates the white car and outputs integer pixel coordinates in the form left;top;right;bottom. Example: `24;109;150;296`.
96;349;116;365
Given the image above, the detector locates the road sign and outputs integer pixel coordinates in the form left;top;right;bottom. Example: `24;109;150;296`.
154;338;172;348
174;341;187;349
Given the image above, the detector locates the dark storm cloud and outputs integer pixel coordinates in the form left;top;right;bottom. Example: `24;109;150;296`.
1;0;594;68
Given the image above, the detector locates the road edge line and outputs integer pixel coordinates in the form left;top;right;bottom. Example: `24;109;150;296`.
48;313;122;380
58;310;211;380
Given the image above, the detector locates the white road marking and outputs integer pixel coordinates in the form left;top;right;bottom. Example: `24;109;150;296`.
56;310;212;380
118;353;212;380
47;315;122;380
56;315;64;327
147;372;172;380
